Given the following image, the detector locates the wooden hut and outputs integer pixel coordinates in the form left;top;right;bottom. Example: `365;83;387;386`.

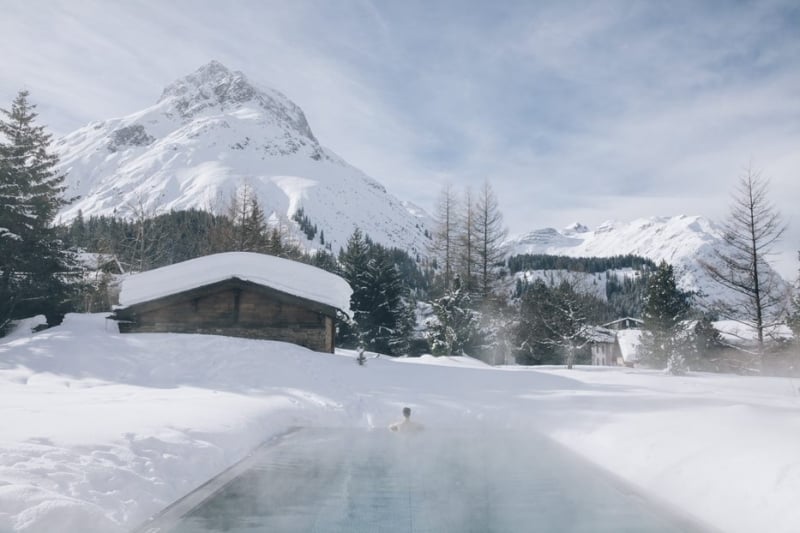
110;252;351;353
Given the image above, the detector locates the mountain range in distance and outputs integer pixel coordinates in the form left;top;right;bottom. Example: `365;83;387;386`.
53;60;788;306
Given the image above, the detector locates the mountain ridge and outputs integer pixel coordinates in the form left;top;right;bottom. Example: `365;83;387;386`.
504;214;788;310
55;61;432;256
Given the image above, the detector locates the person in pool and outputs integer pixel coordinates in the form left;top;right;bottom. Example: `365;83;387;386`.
389;406;424;432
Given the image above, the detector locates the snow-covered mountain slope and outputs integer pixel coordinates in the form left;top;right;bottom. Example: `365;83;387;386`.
504;215;788;308
55;61;432;255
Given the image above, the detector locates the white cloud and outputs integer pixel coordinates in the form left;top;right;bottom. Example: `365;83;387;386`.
1;0;797;275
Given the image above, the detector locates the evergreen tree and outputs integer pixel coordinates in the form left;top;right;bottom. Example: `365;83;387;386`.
686;316;725;371
361;251;415;355
306;249;338;274
640;261;692;374
425;275;479;355
513;277;597;368
789;252;800;342
0;90;75;331
513;280;562;365
337;229;415;355
337;228;371;348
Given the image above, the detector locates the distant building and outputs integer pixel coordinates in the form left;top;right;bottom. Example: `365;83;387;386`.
585;326;617;366
587;318;644;367
110;252;352;353
602;317;644;331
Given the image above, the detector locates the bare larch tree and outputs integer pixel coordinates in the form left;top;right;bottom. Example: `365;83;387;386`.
473;180;508;301
702;167;787;353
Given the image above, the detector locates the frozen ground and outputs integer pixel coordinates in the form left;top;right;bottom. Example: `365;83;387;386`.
1;314;799;532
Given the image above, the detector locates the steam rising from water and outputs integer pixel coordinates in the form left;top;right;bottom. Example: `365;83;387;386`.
163;427;706;533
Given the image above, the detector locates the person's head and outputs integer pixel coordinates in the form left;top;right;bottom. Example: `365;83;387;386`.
402;407;411;419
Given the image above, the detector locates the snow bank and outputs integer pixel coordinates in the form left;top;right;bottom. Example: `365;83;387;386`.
118;251;352;314
2;314;799;532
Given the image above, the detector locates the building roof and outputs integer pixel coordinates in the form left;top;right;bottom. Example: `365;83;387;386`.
602;317;644;328
118;252;352;315
583;326;616;343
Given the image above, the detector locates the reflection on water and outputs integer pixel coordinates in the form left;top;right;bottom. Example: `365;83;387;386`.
165;429;700;533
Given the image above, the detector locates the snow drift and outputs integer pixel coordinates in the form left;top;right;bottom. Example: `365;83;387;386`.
1;315;800;532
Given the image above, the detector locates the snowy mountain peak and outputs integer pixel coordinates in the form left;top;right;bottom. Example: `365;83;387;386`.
55;62;433;257
157;60;317;143
563;222;589;234
504;215;787;308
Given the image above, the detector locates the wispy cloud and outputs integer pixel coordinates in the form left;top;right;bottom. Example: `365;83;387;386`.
1;0;798;275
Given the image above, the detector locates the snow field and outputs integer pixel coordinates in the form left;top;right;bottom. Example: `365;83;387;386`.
1;314;799;532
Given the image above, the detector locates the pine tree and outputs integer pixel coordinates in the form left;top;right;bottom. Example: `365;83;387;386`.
0;90;75;331
686;316;725;371
426;275;479;356
337;228;371;348
789;252;800;341
360;251;415;355
513;277;596;368
640;261;691;374
337;229;414;355
514;280;561;365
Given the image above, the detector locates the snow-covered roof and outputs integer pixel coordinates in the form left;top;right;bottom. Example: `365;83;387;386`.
616;329;642;363
118;252;352;314
584;326;616;343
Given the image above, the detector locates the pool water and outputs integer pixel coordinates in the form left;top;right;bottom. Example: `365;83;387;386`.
151;429;704;533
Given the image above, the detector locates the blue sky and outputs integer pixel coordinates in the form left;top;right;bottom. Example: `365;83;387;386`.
2;0;798;275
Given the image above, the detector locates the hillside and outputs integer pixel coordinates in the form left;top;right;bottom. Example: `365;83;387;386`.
505;215;789;309
54;61;432;256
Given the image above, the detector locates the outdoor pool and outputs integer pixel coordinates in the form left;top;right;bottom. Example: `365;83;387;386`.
137;428;707;533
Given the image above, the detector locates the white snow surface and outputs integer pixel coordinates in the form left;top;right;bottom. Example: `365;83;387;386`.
616;328;643;364
505;215;789;309
2;314;800;533
54;61;432;257
117;252;352;314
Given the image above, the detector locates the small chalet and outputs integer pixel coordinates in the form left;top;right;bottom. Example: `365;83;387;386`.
111;252;352;353
585;326;617;366
587;318;644;367
602;317;644;330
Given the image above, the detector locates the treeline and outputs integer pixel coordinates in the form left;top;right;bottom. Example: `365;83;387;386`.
507;253;656;274
514;278;607;366
427;182;507;300
61;208;310;272
512;269;650;322
4;91;798;374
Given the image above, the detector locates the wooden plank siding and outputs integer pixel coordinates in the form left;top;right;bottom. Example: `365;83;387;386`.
113;278;338;352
